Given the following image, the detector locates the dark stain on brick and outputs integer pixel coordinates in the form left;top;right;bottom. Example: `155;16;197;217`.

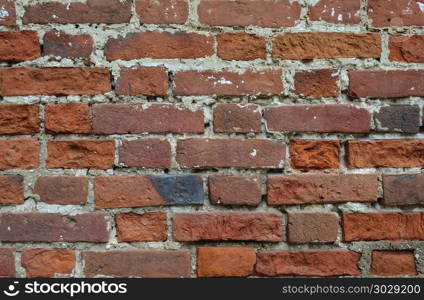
375;105;420;133
150;175;204;205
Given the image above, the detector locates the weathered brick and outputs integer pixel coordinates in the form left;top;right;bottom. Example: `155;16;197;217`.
256;250;361;276
0;105;39;135
92;104;204;134
45;103;91;134
265;105;370;133
343;213;424;241
34;177;88;205
198;0;301;28
0;213;108;242
173;212;283;242
371;251;417;276
174;69;283;96
287;213;339;243
0;31;40;62
0;248;15;277
217;33;266;61
208;175;261;206
309;0;361;24
115;67;168;96
368;0;424;27
47;140;115;169
136;0;188;24
116;212;167;242
374;105;420;133
43;30;93;60
105;32;213;61
267;174;377;205
119;139;171;169
94;175;203;209
294;69;339;98
197;247;256;277
21;249;75;278
213;104;261;133
83;250;191;277
0;0;16;26
389;35;424;63
273;33;381;59
177;139;285;168
23;0;132;24
290;140;340;170
346;139;424;168
0;68;111;96
0;175;24;205
383;174;424;206
0;139;39;170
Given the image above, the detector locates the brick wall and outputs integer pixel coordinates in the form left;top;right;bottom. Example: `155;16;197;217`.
0;0;423;278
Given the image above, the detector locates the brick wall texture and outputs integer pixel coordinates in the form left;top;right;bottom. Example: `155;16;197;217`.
0;0;423;278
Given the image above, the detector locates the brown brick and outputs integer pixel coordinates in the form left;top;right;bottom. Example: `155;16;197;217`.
92;104;204;134
208;175;261;206
21;249;75;278
136;0;188;24
0;139;39;170
197;247;256;277
83;250;191;277
116;212;167;242
105;32;213;61
371;251;417;276
119;139;171;169
389;35;424;63
0;0;16;26
217;33;266;61
47;140;115;169
45;103;91;134
23;0;132;24
0;68;111;96
173;212;283;242
264;105;370;133
267;174;377;205
173;69;283;96
177;138;285;168
368;0;424;27
0;105;39;135
294;69;339;98
256;250;361;276
383;174;424;206
198;0;301;28
290;140;340;170
115;67;168;96
343;213;424;241
34;177;88;205
309;0;360;24
0;248;15;277
0;213;109;242
43;30;93;60
374;105;420;133
0;31;40;62
346;139;424;168
0;175;24;205
213;104;261;133
287;213;339;243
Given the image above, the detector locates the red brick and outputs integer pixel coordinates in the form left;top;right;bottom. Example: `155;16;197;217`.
290;140;340;170
371;251;417;276
43;30;93;60
105;32;213;61
343;213;424;241
217;33;266;61
213;104;261;133
0;248;15;277
389;35;424;63
0;105;39;135
197;247;256;277
0;139;39;170
0;31;40;62
34;177;88;205
177;138;285;168
198;0;301;28
0;0;16;26
265;105;370;133
309;0;361;24
0;68;111;96
47;140;115;169
346;139;424;168
287;213;339;243
23;0;132;24
174;69;283;96
136;0;188;24
267;174;377;205
273;33;381;59
21;249;75;278
368;0;424;27
92;104;204;134
0;175;24;205
83;250;191;277
208;175;261;206
45;103;91;134
256;250;361;276
349;70;424;98
173;212;283;242
115;67;168;96
294;69;339;98
383;173;424;206
116;212;167;242
119;139;171;169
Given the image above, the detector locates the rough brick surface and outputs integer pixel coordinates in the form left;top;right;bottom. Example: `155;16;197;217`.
0;139;39;170
290;140;340;170
0;0;15;26
0;249;15;277
217;33;266;61
136;0;188;24
208;175;261;206
0;175;24;205
374;105;420;133
0;105;39;135
389;35;424;63
368;0;424;27
116;212;167;242
119;139;171;169
115;67;168;96
309;0;361;24
371;251;417;276
0;31;40;62
287;213;339;243
213;104;261;133
45;103;91;134
383;174;424;206
21;249;75;278
43;30;93;60
34;177;88;205
294;69;339;98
